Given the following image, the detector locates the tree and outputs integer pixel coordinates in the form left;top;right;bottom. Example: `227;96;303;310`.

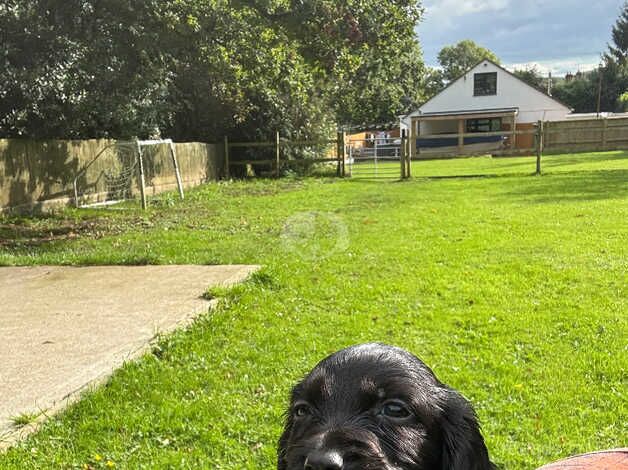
332;37;427;126
608;1;628;64
513;66;546;91
0;0;177;139
0;0;427;141
552;3;628;113
437;40;500;82
421;68;446;100
601;59;628;112
619;91;628;111
603;1;628;111
552;72;599;113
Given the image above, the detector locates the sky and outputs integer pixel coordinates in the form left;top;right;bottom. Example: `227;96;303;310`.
418;0;625;76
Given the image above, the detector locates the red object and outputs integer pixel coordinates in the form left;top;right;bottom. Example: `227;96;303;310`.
538;449;628;469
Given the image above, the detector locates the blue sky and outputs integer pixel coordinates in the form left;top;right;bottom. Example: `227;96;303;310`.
418;0;625;75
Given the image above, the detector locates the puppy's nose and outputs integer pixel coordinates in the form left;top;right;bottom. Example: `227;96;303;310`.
304;449;343;470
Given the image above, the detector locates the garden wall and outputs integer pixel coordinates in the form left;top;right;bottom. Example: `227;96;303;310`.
0;139;224;213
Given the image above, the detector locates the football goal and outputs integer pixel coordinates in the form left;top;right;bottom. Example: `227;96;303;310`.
73;139;184;209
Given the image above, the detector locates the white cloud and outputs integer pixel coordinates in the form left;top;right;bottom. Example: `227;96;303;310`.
506;56;602;76
425;0;510;20
418;0;620;74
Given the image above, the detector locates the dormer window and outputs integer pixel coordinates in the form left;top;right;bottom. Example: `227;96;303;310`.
474;72;497;96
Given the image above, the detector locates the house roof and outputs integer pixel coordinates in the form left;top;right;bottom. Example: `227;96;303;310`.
402;59;573;119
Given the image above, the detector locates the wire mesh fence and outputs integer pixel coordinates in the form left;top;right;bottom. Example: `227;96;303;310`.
346;137;403;179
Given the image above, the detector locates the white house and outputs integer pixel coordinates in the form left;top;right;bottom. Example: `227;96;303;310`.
400;59;573;153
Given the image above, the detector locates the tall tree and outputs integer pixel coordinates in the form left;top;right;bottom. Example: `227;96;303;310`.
604;1;628;111
552;72;599;113
437;40;500;82
421;67;445;100
0;0;175;139
608;1;628;64
0;0;427;140
513;66;546;91
552;3;628;113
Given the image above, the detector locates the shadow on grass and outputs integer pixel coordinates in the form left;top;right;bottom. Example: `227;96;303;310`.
412;151;628;177
541;151;628;167
499;169;628;203
0;218;95;247
423;172;534;179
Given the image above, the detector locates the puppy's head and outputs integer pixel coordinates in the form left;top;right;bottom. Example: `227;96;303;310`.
278;343;493;470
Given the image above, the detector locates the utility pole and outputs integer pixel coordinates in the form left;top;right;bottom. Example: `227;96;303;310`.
547;72;552;96
596;64;603;118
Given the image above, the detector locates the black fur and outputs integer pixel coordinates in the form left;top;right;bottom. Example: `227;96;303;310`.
278;343;494;470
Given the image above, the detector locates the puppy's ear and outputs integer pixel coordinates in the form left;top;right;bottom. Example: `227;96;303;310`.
440;391;494;470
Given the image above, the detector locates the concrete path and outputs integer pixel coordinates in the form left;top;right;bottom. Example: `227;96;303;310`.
0;265;258;448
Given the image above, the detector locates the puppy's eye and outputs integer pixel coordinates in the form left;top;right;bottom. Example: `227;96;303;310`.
381;400;411;419
293;403;312;418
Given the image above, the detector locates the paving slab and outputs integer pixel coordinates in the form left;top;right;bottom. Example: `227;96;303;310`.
0;264;258;449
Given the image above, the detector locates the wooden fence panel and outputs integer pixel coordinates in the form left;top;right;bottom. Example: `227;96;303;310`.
543;117;628;152
1;139;224;213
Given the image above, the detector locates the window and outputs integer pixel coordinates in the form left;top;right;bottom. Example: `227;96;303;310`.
474;72;497;96
467;118;502;133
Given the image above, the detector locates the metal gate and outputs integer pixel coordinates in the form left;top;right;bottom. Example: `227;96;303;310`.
346;135;406;179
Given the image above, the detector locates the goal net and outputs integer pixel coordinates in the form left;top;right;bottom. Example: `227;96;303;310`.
73;139;184;209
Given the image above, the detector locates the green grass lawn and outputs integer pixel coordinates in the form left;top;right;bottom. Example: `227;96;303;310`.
348;150;628;178
1;151;627;469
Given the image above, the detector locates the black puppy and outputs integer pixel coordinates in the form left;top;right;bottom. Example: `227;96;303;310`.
278;343;494;470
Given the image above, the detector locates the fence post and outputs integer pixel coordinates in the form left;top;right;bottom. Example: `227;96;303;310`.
136;140;147;210
168;140;185;200
601;118;608;149
224;136;230;179
275;131;281;178
457;119;464;154
535;120;544;175
348;141;353;177
336;131;342;177
400;130;407;179
407;122;415;178
340;131;347;177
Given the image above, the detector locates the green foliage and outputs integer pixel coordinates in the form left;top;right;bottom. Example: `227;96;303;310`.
553;3;628;114
333;39;427;126
513;66;546;91
0;0;175;139
421;67;446;100
604;2;628;111
619;91;628;111
437;39;500;82
0;0;427;141
609;1;628;64
553;65;628;114
552;72;599;113
10;412;40;428
3;3;149;138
